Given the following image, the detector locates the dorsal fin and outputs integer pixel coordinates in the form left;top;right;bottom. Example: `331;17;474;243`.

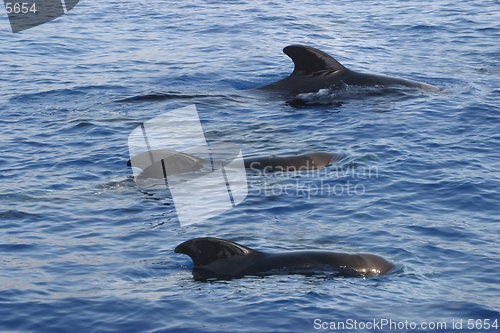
175;237;256;267
128;149;206;176
283;45;346;76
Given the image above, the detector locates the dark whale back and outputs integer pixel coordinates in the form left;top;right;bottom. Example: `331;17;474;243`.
175;238;395;280
259;44;441;93
244;152;340;171
128;150;342;177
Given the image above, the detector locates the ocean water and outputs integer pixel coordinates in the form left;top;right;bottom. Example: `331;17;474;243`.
1;1;499;332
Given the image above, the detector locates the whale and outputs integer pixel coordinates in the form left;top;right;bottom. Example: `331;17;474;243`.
244;152;340;171
127;150;341;178
259;45;441;94
175;237;395;280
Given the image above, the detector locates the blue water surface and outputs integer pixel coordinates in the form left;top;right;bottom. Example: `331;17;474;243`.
1;1;499;332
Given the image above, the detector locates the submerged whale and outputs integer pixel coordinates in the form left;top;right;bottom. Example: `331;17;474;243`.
259;45;441;94
243;152;339;171
127;150;341;177
175;237;395;280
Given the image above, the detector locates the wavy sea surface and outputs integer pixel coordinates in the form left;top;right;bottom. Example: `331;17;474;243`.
1;1;499;332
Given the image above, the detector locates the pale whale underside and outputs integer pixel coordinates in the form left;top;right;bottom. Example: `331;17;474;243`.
259;45;441;94
175;237;395;280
